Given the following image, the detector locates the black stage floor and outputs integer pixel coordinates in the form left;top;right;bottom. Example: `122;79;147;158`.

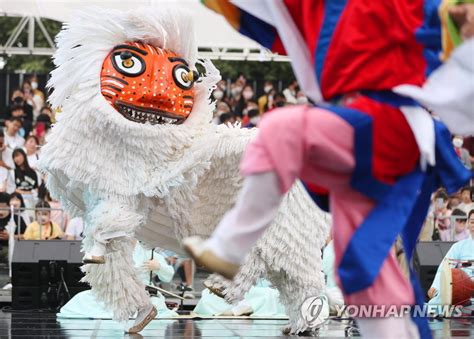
0;311;472;338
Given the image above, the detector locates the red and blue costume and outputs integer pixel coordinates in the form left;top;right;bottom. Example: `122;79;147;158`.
202;1;471;337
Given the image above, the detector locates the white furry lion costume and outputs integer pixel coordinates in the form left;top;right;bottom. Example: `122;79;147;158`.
39;7;330;333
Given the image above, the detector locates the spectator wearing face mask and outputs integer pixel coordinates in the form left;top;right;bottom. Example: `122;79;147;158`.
230;81;252;118
241;85;255;102
258;81;274;113
282;80;298;104
229;80;244;108
28;75;45;119
4;89;33;123
212;87;225;102
452;136;472;169
23;200;63;240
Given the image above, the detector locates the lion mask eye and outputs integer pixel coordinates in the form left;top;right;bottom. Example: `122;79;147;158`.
112;51;145;76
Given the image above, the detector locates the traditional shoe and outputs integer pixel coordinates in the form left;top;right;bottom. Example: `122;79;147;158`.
126;304;157;334
82;255;105;264
203;280;226;298
183;236;240;280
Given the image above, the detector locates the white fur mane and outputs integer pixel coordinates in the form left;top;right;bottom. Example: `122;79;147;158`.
50;7;198;106
40;6;221;205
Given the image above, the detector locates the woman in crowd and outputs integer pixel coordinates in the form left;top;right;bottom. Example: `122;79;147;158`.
27;75;45;119
24;136;40;170
21;81;38;117
12;148;38;219
9;192;32;228
23;200;63;240
0;192;27;243
233;84;255;118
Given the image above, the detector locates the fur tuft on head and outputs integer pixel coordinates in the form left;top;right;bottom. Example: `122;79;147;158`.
48;6;218;125
40;6;223;201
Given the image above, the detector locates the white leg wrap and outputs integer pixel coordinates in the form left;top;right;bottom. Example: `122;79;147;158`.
205;172;282;264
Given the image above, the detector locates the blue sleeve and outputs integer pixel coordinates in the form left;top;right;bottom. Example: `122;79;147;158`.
415;0;443;75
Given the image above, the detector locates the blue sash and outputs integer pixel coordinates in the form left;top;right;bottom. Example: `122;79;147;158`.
315;96;471;339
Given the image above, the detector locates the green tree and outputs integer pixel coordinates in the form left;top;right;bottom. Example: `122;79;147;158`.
0;17;62;73
0;16;295;83
212;59;294;84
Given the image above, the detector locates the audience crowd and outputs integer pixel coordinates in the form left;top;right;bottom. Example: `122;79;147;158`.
0;74;472;298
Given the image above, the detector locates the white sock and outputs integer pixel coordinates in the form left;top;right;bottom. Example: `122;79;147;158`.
205;171;283;264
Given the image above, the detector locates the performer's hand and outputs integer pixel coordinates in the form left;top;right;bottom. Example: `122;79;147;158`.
427;287;437;299
142;259;160;272
449;4;474;39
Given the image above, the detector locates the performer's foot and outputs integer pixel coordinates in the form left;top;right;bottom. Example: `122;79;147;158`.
183;236;240;280
126;304;157;334
203;280;226;298
82;255;105;264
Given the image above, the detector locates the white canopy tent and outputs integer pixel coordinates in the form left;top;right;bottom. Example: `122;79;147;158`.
0;0;289;61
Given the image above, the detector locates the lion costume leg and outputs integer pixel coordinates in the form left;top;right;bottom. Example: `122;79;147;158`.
188;106;419;337
81;198;155;330
207;180;329;334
